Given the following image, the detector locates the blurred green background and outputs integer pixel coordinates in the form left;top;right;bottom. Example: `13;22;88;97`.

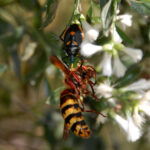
0;0;150;150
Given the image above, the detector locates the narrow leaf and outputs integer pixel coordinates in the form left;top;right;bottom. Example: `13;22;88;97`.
116;64;141;88
101;0;112;29
41;0;58;28
100;0;108;10
116;25;133;45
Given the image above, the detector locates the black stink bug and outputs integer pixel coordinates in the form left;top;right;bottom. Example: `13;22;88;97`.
60;24;84;66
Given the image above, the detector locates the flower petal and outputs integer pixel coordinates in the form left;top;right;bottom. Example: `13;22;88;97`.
114;114;142;142
101;52;112;76
139;91;150;116
117;14;132;27
114;114;128;133
112;27;122;43
139;105;150;116
123;47;143;63
80;41;102;57
95;81;113;98
127;116;142;142
122;79;150;92
133;107;145;128
82;21;99;42
142;91;150;102
113;56;126;77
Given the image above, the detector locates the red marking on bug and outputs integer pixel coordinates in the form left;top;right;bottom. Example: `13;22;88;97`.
70;31;75;36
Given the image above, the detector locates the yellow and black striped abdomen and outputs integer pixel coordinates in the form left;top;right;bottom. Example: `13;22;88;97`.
60;89;90;138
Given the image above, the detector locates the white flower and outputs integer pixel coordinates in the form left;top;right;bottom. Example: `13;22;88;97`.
82;21;99;42
80;41;102;57
138;91;150;116
113;55;127;77
114;114;142;142
117;14;132;27
95;80;113;98
80;21;143;78
112;27;123;43
80;21;102;57
127;116;142;142
100;52;112;76
122;79;150;93
123;47;143;63
133;107;145;128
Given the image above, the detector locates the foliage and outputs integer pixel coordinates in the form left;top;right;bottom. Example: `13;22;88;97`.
0;0;150;150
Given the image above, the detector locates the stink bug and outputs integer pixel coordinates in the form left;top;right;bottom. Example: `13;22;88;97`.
60;24;84;66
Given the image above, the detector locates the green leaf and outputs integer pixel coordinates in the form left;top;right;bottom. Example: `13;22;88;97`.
87;1;101;24
116;64;141;88
100;0;118;37
115;25;133;45
41;0;59;28
87;2;93;23
100;0;108;10
101;0;112;31
130;1;150;16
